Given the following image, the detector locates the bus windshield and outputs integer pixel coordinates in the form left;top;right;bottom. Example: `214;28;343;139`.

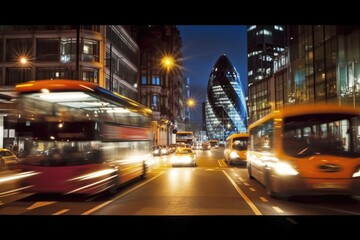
232;137;248;151
283;113;360;158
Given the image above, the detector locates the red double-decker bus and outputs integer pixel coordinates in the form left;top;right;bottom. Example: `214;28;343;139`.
15;79;153;196
175;131;194;146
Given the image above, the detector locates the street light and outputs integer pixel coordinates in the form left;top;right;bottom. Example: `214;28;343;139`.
161;55;175;71
160;55;176;146
186;98;196;108
19;57;28;65
18;56;30;82
185;98;196;131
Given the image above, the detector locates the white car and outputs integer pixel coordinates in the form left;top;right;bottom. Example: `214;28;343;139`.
170;147;197;167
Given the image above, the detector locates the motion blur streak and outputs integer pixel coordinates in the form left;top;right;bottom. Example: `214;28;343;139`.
66;174;117;195
0;171;39;197
68;169;117;181
0;171;40;184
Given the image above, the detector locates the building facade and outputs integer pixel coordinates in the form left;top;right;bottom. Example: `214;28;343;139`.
250;25;360;124
0;25;140;148
247;25;287;123
205;54;248;141
133;25;186;146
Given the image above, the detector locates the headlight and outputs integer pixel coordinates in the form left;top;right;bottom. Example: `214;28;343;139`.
229;151;239;159
353;167;360;177
274;162;298;176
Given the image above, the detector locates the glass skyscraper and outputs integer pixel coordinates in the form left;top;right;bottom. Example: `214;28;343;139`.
205;54;247;141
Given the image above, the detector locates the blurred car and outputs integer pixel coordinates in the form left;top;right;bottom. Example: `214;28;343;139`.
0;148;19;170
168;144;177;154
170;147;197;167
160;145;169;155
0;169;39;196
201;141;211;150
152;145;162;156
209;140;219;149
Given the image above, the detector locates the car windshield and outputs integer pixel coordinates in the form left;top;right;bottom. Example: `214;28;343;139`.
178;149;193;154
0;150;14;157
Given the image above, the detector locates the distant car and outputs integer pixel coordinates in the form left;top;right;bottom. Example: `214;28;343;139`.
0;148;19;170
209;140;219;149
170;147;197;167
201;141;211;150
160;145;169;155
152;145;162;156
168;144;177;154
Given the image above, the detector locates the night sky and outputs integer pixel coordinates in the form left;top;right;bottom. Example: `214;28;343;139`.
177;25;247;124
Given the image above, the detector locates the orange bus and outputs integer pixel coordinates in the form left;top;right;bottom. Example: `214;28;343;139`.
247;103;360;199
15;80;152;196
224;133;248;166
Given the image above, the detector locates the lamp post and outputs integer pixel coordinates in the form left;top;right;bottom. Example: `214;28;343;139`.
160;55;175;146
185;98;196;131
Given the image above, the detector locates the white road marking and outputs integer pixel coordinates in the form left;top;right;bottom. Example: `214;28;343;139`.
81;171;165;215
272;206;284;213
222;170;262;215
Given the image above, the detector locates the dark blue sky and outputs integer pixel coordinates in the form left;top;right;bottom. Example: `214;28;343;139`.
177;25;247;123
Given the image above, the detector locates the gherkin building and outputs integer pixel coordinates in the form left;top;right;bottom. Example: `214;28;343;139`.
205;54;248;140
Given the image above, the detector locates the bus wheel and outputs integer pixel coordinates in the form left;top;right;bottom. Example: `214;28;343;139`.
265;173;276;198
108;174;119;195
248;164;254;179
0;159;5;170
140;162;147;180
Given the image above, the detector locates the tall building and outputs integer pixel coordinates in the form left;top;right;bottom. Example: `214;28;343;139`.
205;54;247;141
286;25;360;108
252;25;360;125
105;26;140;101
133;25;185;146
247;25;286;123
184;77;191;130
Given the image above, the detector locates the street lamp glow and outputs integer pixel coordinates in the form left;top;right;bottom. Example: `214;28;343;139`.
187;98;196;108
19;57;28;65
161;55;175;70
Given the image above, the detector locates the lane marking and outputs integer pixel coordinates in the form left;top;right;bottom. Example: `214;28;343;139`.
238;177;245;182
272;206;284;213
260;197;268;202
53;209;70;215
244;182;249;186
222;170;262;215
81;171;165;215
27;201;56;210
249;188;256;192
218;160;227;167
